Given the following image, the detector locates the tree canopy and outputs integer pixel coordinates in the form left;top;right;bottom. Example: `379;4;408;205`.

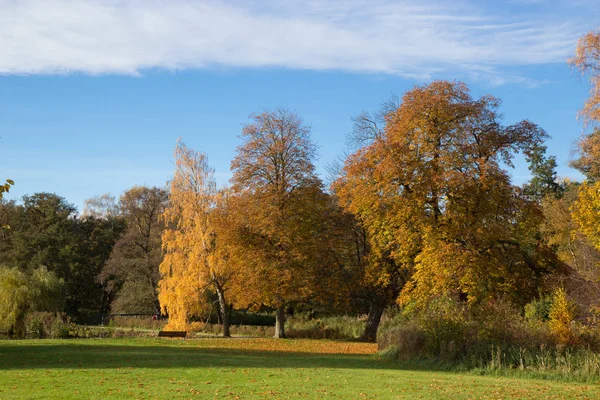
335;81;556;309
229;108;328;338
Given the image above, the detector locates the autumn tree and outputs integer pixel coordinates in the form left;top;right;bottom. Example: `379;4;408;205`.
83;193;119;219
336;81;555;314
542;182;600;315
230;108;326;338
0;180;14;231
0;179;14;200
565;29;600;316
99;186;168;314
159;141;234;336
569;29;600;245
322;199;406;342
569;28;600;124
326;99;408;342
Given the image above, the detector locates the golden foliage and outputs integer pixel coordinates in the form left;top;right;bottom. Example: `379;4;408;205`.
571;129;600;181
229;109;325;310
569;29;600;124
335;81;553;307
0;179;14;200
158;140;233;331
573;181;600;251
548;287;577;346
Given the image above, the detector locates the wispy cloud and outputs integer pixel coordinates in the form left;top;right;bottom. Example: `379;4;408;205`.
0;0;595;81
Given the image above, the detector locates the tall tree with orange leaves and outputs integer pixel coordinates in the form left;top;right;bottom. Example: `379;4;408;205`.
230;108;326;338
158;141;235;336
569;29;600;278
336;81;555;313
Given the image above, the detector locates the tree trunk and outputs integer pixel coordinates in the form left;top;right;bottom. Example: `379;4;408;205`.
360;295;387;342
273;304;286;338
215;284;230;338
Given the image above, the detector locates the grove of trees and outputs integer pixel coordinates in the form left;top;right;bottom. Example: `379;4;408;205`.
1;28;600;345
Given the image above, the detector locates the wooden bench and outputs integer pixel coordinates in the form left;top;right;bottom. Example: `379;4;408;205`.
157;331;187;339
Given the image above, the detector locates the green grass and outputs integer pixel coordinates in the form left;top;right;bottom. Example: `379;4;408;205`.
0;338;598;399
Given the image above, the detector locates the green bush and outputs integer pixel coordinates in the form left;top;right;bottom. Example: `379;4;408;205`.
525;296;552;322
107;316;166;330
23;312;73;339
24;312;54;338
286;315;365;340
230;311;276;326
50;315;71;339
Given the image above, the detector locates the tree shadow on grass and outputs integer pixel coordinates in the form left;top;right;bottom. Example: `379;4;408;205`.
0;340;452;373
0;342;373;371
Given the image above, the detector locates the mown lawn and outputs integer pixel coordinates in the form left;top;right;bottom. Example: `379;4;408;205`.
0;338;598;399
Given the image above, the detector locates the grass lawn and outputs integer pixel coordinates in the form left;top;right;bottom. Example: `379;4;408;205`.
0;338;598;399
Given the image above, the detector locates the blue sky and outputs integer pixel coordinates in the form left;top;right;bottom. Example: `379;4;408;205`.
1;0;598;211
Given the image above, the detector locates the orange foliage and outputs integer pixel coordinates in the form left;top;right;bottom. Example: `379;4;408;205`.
228;109;329;337
189;338;377;355
569;29;600;124
158;140;234;331
336;81;554;307
571;129;600;181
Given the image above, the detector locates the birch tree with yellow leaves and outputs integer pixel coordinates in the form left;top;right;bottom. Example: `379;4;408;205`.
158;141;235;336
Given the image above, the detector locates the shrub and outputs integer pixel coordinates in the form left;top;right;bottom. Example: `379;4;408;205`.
23;312;73;339
525;296;552;322
49;315;71;339
229;311;275;326
186;314;365;339
24;312;55;339
377;321;426;360
107;316;166;330
286;315;365;340
415;297;472;360
376;296;600;380
188;321;272;337
548;287;577;346
378;297;558;364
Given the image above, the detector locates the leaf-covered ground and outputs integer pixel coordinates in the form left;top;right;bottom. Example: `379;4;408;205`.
0;338;598;399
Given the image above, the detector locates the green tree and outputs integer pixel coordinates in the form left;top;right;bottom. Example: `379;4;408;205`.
524;144;563;201
0;193;124;321
0;266;62;337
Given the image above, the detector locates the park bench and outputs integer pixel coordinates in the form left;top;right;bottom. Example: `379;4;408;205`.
157;331;187;339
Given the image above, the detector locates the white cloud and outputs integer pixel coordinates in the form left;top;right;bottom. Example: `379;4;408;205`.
0;0;594;80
